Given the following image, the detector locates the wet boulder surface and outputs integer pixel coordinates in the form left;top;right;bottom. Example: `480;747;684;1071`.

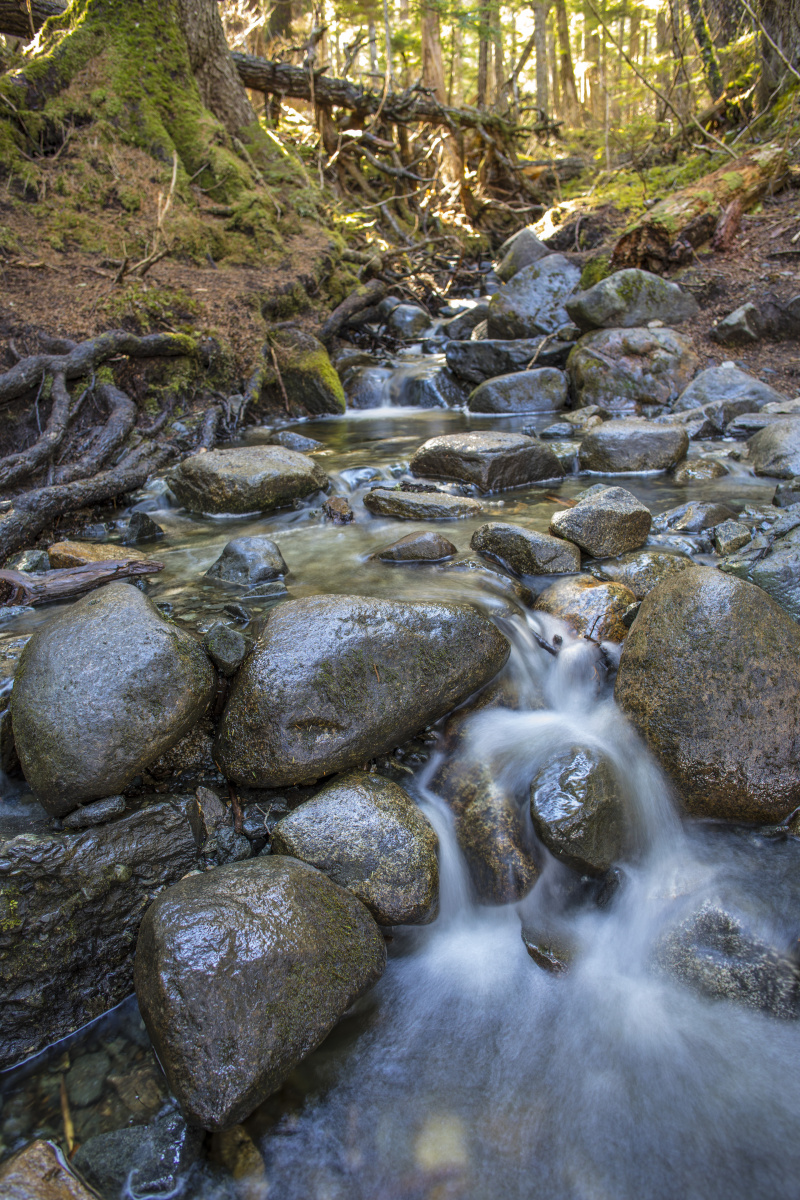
585;549;693;599
370;531;457;562
549;486;652;558
445;336;571;384
205;534;287;587
0;795;199;1069
567;327;700;411
166;446;329;514
467;368;568;414
615;566;800;822
579;419;689;473
363;487;482;520
134;856;386;1130
566;269;698;331
747;418;800;478
672;364;787;413
471;522;581;575
718;509;800;620
530;746;630;875
533;575;637;642
410;431;563;492
487;255;582;339
271;771;439;925
10;583;215;816
214;594;510;787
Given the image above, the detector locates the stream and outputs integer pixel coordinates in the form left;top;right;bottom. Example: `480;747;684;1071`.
1;348;800;1199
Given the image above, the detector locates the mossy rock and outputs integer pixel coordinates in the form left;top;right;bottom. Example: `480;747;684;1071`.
258;328;345;418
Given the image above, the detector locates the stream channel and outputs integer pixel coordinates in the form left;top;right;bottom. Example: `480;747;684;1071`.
1;344;800;1199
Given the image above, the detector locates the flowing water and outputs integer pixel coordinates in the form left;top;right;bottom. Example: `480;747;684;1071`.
1;361;799;1198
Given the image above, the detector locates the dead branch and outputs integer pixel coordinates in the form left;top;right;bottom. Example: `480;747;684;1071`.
0;558;163;606
53;382;137;484
0;370;70;489
318;279;387;344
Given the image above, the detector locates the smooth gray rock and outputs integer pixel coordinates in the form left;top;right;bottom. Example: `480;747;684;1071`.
530;746;629;875
399;367;466;409
214;594;510;788
568;327;700;411
61;795;126;830
135;857;386;1130
579;419;688;472
11;584;215;816
711;302;763;346
653;501;737;533
567;269;698;331
203;622;251;676
410;431;563;492
269;430;324;452
0;795;199;1069
586;549;693;599
549;486;652;558
386;303;432;338
370;531;457;562
774;478;800;507
471;522;581;575
205;535;287;587
166;447;328;515
363;488;483;520
468;368;568;414
719;520;800;621
616;566;800;821
672;364;787;413
74;1109;203;1198
271;771;439;925
441;302;490;340
672;457;728;482
445;336;572;384
496;227;551;282
748;419;800;478
487;255;582;339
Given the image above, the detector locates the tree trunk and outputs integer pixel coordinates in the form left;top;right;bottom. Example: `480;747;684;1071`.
758;0;800;107
421;2;446;102
533;1;550;118
268;0;292;39
477;0;491;107
555;0;580;125
687;0;724;99
177;0;257;134
492;0;504;105
611;142;787;272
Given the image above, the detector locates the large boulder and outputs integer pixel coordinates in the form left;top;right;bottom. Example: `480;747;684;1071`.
495;226;551;281
409;431;563;493
579;419;688;472
471;522;581;575
585;548;693;599
166;447;328;514
271;771;439;925
135;856;386;1129
530;746;629;875
719;516;800;621
615;566;800;821
672;364;787;413
363;488;483;520
254;327;345;417
467;368;568;414
487;255;582;339
11;584;215;816
445;336;571;384
566;269;698;331
533;576;637;641
0;795;199;1069
567;327;700;411
385;303;432;338
549;485;652;558
205;535;287;587
748;419;800;478
214;594;509;787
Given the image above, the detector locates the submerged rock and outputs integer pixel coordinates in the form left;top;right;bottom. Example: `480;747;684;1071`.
748;419;800;478
549;486;652;558
585;549;692;599
370;531;457;562
166;447;328;514
135;856;386;1129
567;327;699;411
533;575;637;641
566;269;698;331
0;795;199;1070
47;540;148;568
363;488;483;520
455;783;538;904
205;535;287;587
672;457;728;483
471;522;581;575
530;746;629;875
410;431;563;492
579;419;688;473
487;255;582;339
271;771;438;925
0;1140;97;1200
615;566;800;822
11;583;214;816
467;368;568;414
73;1108;203;1198
214;594;509;788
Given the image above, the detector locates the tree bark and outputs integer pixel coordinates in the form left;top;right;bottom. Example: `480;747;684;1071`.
477;0;491;107
533;1;550;117
758;0;800;106
687;0;724;99
177;0;257;133
554;0;579;125
421;2;446;102
611;142;787;272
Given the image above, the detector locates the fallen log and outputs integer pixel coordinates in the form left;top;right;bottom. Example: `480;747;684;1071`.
318;279;386;344
0;558;163;606
611;142;787;273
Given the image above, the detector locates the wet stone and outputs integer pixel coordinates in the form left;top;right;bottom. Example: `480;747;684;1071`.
495;226;551;282
410;431;563;493
566;268;698;331
385;303;432;338
65;1051;111;1108
324;496;355;523
441;302;490;340
567;327;700;411
203;622;251;676
73;1107;203;1197
0;1139;97;1200
6;549;50;572
271;771;439;925
445;336;571;385
774;478;800;508
269;429;324;452
579;419;689;473
585;549;693;599
748;419;800;478
166;447;328;515
134;856;386;1129
533;575;637;642
714;520;751;557
672;457;728;483
363;488;483;520
205;535;287;588
711;302;763;346
61;795;126;830
468;368;568;414
47;540;148;568
549;486;652;558
471;522;581;575
121;511;165;545
653;501;737;534
488;255;582;339
530;746;629;875
672;364;787;413
370;531;457;562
